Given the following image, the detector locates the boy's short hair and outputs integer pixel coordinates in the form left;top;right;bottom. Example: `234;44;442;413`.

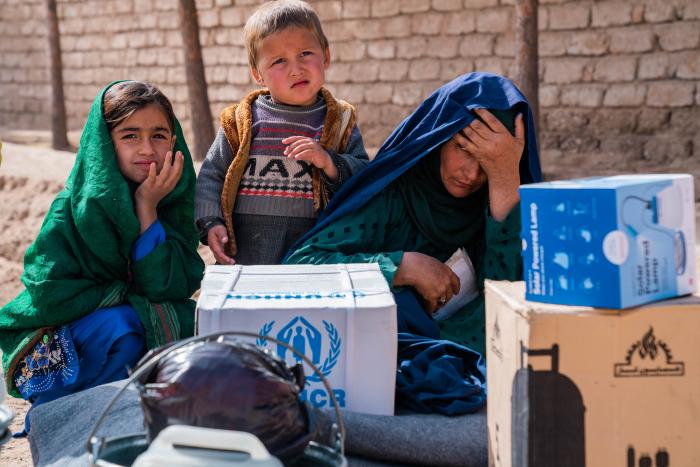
244;0;329;72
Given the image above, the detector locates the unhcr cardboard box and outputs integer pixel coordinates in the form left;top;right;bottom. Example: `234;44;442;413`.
520;174;696;308
485;280;700;467
196;263;397;416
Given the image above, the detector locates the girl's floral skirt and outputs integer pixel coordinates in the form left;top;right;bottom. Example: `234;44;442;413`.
12;305;146;434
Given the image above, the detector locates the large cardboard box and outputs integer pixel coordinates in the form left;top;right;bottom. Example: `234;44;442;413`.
520;174;696;308
196;263;397;415
486;280;700;467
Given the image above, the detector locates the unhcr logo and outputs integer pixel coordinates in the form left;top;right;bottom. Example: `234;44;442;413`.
257;316;345;408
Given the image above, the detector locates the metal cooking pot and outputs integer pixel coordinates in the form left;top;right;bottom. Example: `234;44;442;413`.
87;331;347;467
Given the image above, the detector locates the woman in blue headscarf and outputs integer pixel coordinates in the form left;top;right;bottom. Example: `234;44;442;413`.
285;72;541;414
285;73;540;415
286;72;540;354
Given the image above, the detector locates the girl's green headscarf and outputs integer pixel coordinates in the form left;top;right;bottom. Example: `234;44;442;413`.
0;81;204;396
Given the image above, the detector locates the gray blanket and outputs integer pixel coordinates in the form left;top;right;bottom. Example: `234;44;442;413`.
28;381;486;466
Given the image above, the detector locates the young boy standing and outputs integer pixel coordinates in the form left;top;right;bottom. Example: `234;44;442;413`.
195;0;368;265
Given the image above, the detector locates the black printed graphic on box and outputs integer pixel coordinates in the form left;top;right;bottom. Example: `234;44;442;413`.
489;316;503;360
614;327;684;378
627;445;670;467
512;343;586;467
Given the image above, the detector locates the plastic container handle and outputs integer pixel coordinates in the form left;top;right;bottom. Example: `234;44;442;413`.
150;426;272;459
87;331;346;458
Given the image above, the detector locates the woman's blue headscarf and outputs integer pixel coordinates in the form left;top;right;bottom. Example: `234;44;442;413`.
286;72;542;258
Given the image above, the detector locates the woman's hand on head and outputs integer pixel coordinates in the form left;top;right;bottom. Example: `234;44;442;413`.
393;252;460;314
456;109;524;185
134;150;183;232
456;109;525;221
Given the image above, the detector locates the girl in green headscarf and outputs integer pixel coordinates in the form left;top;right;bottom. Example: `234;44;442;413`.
0;81;204;433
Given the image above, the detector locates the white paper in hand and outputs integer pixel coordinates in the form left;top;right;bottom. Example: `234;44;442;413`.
432;248;479;322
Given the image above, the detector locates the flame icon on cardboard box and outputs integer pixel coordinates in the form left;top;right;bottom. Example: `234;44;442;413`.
614;327;684;377
257;316;341;384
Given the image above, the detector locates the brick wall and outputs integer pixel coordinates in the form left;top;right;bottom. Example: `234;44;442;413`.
0;0;50;129
1;0;699;191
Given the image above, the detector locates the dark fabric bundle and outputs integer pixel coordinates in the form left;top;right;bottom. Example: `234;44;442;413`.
136;338;322;462
396;333;486;415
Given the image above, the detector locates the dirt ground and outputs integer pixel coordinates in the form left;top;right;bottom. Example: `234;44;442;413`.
0;142;73;466
1;140;699;465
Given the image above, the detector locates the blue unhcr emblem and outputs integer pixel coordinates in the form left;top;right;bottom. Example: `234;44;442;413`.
257;316;341;384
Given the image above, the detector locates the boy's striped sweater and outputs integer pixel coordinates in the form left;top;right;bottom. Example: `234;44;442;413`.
195;88;368;264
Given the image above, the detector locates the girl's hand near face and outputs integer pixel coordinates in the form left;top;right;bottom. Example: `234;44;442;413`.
134;150;184;232
282;136;338;182
456;109;526;220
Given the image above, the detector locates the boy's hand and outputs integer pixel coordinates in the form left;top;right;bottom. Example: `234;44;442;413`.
207;224;235;265
134;151;183;232
282;136;338;182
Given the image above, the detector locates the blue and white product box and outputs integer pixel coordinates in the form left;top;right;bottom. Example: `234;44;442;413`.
520;174;696;308
196;263;397;415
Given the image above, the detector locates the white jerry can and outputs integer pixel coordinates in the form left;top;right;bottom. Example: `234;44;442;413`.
132;426;283;467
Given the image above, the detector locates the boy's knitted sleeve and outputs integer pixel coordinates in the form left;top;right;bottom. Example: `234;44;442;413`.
195;127;234;222
323;124;369;192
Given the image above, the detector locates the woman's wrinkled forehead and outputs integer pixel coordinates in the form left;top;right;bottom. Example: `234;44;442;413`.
445;134;476;159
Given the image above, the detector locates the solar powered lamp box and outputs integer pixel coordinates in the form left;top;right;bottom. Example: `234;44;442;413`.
519;174;696;308
485;280;700;467
195;263;397;416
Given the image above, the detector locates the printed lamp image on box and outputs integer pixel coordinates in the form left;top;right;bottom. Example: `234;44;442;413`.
520;174;696;308
196;263;397;416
